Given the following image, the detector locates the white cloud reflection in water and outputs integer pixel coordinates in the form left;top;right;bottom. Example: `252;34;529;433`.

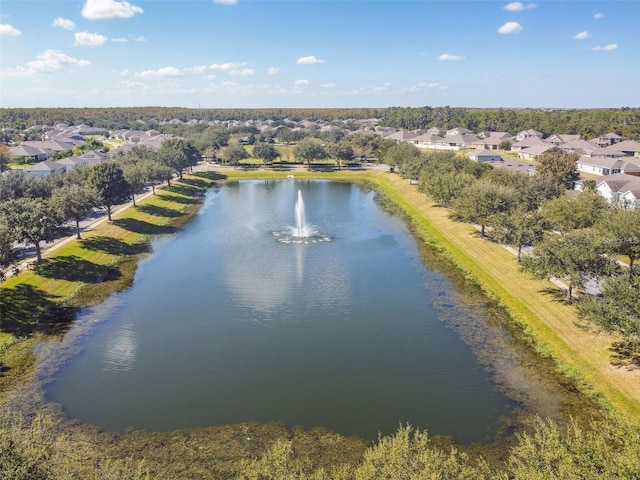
102;322;137;372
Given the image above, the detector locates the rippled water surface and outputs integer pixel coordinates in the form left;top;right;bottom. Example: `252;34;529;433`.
44;180;516;442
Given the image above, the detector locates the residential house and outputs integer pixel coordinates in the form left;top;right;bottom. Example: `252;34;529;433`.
58;150;109;171
511;136;549;152
593;173;640;208
546;134;582;147
515;129;543;142
519;143;554;161
8;144;49;162
426;127;446;136
605;140;640;158
384;130;419;143
468;149;502;162
446;127;473;137
24;160;67;177
560;138;597;154
593;132;622;147
577;155;640;176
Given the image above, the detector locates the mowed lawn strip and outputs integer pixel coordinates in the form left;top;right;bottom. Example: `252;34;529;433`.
374;172;640;419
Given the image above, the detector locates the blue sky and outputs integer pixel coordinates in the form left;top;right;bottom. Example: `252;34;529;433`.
1;0;638;109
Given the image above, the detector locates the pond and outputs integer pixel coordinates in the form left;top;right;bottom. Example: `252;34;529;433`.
43;180;522;443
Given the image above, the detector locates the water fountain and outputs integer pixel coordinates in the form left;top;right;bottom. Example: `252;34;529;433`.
274;189;330;244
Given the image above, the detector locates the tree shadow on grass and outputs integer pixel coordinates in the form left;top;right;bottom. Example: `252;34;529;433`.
34;256;122;284
137;204;184;218
0;284;76;337
159;189;202;205
81;236;151;256
113;218;179;236
194;171;227;181
180;176;216;188
538;286;571;303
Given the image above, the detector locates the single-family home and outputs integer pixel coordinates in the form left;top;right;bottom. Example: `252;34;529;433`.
577;155;640;176
593;132;623;147
58;150;109;171
24;160;67;177
546;134;582;147
560;138;597;154
384;130;419;143
8;144;49;162
468;149;502;162
606;140;640;158
511;136;550;152
594;173;640;208
446;127;473;137
519;143;554;161
515;129;544;142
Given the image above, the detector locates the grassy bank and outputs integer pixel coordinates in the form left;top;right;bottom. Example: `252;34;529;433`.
369;172;640;420
0;174;217;391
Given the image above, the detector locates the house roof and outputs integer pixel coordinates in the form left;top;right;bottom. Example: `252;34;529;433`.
521;144;554;156
512;136;549;148
609;140;640;154
596;173;640;193
577;155;640;170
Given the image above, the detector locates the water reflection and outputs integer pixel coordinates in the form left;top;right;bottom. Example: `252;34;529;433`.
103;322;137;372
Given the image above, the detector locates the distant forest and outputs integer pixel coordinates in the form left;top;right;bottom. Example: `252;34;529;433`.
1;106;639;140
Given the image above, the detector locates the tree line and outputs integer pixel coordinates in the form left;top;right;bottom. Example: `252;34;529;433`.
386;143;640;364
0;139;200;277
2;106;639;140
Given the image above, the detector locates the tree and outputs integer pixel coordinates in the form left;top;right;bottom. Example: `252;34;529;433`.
542;191;609;235
157;138;200;179
419;170;475;208
383;142;423;178
144;158;174;192
252;141;280;168
0;170;51;201
326;140;355;170
88;162;130;221
491;207;545;261
293;137;326;170
0;145;10;172
577;274;640;361
49;183;100;239
536;148;580;189
222;139;249;167
522;229;617;300
0;198;62;263
596;207;640;275
119;161;148;207
0;223;18;281
453;180;517;236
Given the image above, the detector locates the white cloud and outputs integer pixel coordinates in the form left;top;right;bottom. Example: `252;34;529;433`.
209;62;246;71
52;17;76;30
187;65;209;74
267;67;280;75
134;36;146;42
590;44;618;52
135;66;182;78
438;53;465;61
503;2;536;11
294;79;310;86
230;68;255;76
112;37;128;42
0;23;21;36
74;31;108;46
120;69;129;76
3;49;90;76
593;12;605;20
320;83;337;88
573;31;591;40
498;21;523;34
214;0;238;4
296;55;325;65
82;0;143;19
